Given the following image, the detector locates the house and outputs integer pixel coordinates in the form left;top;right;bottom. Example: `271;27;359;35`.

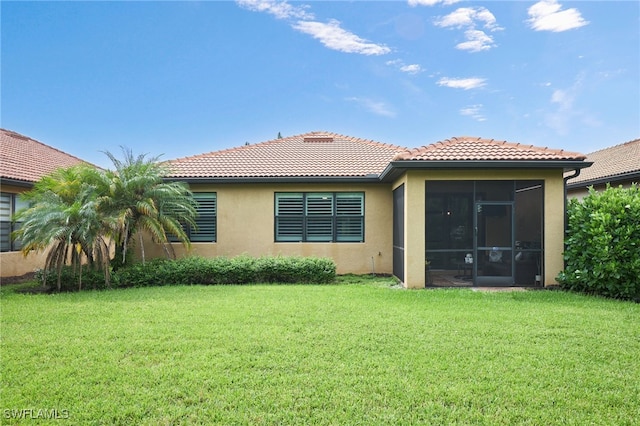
145;131;589;289
566;138;640;199
0;128;87;278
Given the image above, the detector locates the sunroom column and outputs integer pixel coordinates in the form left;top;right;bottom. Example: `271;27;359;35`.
404;173;426;289
544;171;565;286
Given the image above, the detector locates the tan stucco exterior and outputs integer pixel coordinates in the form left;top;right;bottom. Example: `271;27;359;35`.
141;170;567;289
143;182;394;275
3;170;570;289
392;169;566;289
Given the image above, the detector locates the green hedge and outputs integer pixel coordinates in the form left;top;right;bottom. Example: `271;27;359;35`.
36;255;337;291
558;184;640;301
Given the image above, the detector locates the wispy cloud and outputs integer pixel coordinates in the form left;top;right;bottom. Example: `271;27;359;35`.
292;20;391;56
408;0;460;6
346;97;396;117
545;73;586;134
460;104;486;122
434;7;502;52
237;0;390;56
437;77;487;90
386;59;423;75
236;0;312;20
527;0;589;32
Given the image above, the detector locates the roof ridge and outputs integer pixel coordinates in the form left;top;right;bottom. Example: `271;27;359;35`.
168;131;408;163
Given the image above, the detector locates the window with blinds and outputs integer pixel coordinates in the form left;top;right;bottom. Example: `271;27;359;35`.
190;193;217;242
275;192;364;242
169;192;217;243
0;192;29;252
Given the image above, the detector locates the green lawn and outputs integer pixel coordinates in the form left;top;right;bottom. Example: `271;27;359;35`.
1;278;639;425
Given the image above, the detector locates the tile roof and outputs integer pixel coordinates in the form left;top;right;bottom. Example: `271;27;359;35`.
0;128;87;184
393;136;587;161
568;138;640;185
167;131;407;179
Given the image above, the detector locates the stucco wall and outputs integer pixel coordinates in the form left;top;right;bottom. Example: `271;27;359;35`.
142;182;394;275
394;169;566;289
1;251;48;278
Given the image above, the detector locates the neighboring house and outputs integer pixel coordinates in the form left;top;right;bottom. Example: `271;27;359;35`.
146;131;589;289
566;138;640;199
0;128;87;278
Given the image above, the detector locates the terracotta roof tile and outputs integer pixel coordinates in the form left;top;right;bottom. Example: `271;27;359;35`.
168;131;407;178
568;138;640;185
393;136;587;161
0;128;88;183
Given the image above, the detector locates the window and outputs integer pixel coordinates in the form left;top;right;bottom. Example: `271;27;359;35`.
170;192;217;242
1;192;29;252
275;192;364;242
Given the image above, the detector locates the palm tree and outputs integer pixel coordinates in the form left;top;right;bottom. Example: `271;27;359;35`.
95;147;197;268
14;166;112;290
13;149;197;290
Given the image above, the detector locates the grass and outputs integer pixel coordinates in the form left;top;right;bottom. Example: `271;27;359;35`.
1;277;639;425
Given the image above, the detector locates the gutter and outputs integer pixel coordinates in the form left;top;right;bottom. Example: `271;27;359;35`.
0;178;34;188
566;170;640;190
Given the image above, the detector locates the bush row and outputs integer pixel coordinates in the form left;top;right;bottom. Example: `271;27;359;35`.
36;255;337;291
558;184;640;301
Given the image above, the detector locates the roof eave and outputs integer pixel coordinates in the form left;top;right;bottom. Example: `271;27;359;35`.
380;160;592;182
0;177;35;188
566;170;640;189
164;175;383;184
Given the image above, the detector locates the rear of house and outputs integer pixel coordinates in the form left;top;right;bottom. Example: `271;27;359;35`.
147;132;589;289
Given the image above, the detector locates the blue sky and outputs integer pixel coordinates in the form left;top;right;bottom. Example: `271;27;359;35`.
2;0;638;168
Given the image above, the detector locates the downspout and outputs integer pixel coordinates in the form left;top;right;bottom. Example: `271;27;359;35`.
563;168;582;267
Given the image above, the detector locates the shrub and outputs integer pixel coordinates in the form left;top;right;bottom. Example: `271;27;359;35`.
115;255;336;288
35;267;110;292
558;184;640;300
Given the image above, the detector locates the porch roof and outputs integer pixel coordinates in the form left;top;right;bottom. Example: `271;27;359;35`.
381;136;590;181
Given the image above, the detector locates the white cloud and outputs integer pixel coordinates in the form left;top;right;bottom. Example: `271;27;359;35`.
400;64;423;74
456;30;494;52
435;7;501;31
527;0;589;32
408;0;460;6
346;97;396;117
387;59;423;75
236;0;313;20
434;7;501;52
437;77;487;90
237;0;390;56
292;20;391;55
460;104;486;122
